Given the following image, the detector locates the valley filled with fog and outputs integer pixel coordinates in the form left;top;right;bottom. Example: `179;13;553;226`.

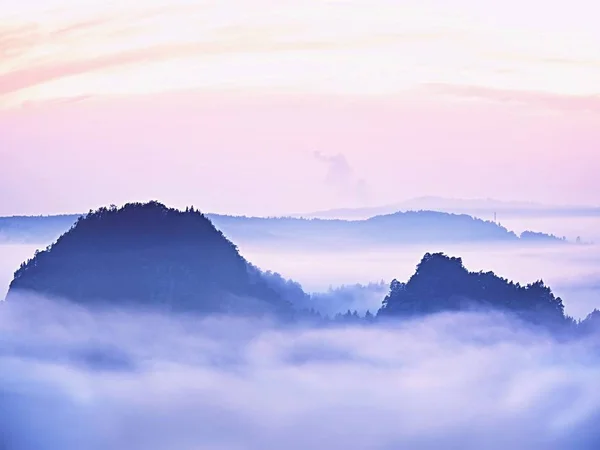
3;204;600;450
241;243;600;320
3;214;600;319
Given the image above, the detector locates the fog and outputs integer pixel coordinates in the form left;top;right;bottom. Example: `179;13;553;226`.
497;216;600;243
2;294;600;450
0;244;40;300
3;241;600;319
237;242;600;319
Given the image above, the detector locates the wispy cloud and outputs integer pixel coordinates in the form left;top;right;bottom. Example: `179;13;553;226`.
314;151;370;204
424;84;600;114
3;0;599;104
0;39;338;97
0;15;450;98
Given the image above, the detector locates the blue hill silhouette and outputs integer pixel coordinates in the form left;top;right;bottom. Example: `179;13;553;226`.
7;202;292;317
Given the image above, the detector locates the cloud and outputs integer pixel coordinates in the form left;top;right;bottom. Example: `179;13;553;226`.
0;0;459;100
0;32;396;97
3;294;600;449
424;84;600;114
0;25;39;58
313;151;370;204
0;15;127;62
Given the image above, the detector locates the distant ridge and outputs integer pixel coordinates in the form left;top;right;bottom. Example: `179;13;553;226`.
0;214;80;244
0;208;567;247
296;196;600;220
207;210;566;248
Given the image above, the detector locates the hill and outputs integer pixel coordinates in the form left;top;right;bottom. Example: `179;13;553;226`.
377;252;568;326
208;210;565;248
6;202;293;317
0;209;565;247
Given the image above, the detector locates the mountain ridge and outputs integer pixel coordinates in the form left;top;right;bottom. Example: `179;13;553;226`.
296;196;600;220
1;208;568;247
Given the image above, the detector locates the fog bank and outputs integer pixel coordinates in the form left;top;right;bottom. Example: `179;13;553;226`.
238;242;600;319
2;295;600;449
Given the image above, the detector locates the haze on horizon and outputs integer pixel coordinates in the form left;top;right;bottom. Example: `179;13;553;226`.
2;0;600;216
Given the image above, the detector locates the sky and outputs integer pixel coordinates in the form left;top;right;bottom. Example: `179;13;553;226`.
1;0;600;216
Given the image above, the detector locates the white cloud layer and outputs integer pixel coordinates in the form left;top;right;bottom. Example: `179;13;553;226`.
2;293;600;449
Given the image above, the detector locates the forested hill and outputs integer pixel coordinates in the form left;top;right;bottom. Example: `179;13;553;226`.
0;210;565;247
378;252;568;327
6;202;293;317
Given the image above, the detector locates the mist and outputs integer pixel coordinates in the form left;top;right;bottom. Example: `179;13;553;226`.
0;244;40;299
3;293;600;450
4;239;600;319
236;241;600;319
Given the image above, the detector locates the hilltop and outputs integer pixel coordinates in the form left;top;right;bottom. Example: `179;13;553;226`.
6;202;292;317
378;252;568;327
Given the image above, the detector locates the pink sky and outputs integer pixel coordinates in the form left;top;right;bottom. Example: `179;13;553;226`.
1;0;599;216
